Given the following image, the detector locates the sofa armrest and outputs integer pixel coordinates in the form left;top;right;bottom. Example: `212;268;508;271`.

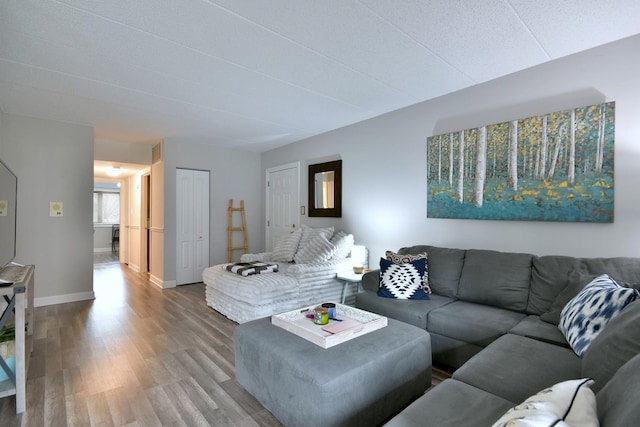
362;269;380;292
286;259;343;277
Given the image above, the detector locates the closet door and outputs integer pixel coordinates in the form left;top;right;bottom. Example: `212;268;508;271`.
176;169;210;285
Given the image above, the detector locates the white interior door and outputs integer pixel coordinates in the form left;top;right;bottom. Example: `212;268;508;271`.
176;168;210;285
266;163;299;251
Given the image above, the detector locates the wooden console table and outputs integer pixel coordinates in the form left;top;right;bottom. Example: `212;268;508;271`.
0;265;34;414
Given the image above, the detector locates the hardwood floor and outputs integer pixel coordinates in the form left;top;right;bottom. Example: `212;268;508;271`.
0;261;282;426
0;260;451;426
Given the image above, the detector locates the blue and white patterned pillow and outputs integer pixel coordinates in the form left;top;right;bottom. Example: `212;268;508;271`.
559;274;639;357
377;258;430;300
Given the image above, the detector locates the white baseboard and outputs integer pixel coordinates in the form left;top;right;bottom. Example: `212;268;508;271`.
35;291;95;307
93;248;112;253
150;274;176;289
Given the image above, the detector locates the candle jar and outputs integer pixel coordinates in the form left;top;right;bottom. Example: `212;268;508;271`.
322;302;336;319
314;307;329;325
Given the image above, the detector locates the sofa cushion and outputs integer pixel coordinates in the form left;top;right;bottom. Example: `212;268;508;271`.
540;269;640;325
540;269;594;325
378;258;430;300
491;378;598;427
398;245;464;298
453;334;581;403
509;315;568;347
429;333;485;369
559;274;639;357
582;299;640;392
355;291;454;329
528;255;640;316
428;301;525;347
457;249;532;311
596;353;640;427
385;379;515;427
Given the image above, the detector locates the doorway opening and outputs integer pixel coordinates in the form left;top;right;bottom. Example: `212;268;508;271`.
93;161;151;274
93;180;121;265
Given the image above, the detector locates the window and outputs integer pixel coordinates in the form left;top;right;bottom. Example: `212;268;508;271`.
93;191;120;224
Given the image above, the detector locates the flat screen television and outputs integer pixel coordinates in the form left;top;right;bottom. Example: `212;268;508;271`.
0;158;17;269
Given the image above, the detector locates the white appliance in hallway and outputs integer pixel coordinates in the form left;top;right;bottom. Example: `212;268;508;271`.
176;168;210;285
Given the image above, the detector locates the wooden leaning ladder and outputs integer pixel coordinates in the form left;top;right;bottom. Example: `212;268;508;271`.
227;199;248;262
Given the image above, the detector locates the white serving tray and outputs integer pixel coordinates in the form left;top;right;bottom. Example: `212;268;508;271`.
271;303;387;348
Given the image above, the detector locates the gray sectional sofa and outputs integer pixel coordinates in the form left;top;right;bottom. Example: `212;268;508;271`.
354;245;640;426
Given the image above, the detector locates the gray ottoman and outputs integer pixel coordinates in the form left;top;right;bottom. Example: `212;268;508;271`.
234;317;431;427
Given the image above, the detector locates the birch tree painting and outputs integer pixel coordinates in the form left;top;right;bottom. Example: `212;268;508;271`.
426;101;614;222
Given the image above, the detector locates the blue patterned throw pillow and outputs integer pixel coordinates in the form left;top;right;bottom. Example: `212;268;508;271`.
559;274;639;357
378;257;430;300
385;250;431;294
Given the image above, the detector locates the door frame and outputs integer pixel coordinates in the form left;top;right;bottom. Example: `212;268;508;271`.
140;172;151;274
265;162;300;251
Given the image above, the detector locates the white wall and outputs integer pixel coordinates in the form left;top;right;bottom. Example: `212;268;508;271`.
262;35;640;261
95;138;153;165
0;113;94;306
161;139;262;285
93;226;113;252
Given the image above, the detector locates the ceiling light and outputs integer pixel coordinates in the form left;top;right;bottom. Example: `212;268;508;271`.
106;166;121;177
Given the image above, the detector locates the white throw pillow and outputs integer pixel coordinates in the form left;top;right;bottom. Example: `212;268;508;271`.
293;233;336;264
297;225;334;254
270;228;302;262
330;232;354;261
491;378;598;427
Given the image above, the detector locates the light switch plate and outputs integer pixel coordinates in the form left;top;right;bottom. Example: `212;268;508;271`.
49;201;63;217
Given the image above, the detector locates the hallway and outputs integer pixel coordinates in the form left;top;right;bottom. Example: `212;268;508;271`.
93;252;120;266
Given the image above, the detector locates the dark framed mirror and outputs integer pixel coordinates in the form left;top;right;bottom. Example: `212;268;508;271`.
308;160;342;217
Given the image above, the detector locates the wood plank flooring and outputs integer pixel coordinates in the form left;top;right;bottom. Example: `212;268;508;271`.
0;259;450;426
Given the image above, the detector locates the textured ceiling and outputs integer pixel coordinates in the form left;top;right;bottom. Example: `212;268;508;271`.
1;1;639;152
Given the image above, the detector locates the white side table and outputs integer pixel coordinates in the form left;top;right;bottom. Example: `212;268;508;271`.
336;270;365;304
